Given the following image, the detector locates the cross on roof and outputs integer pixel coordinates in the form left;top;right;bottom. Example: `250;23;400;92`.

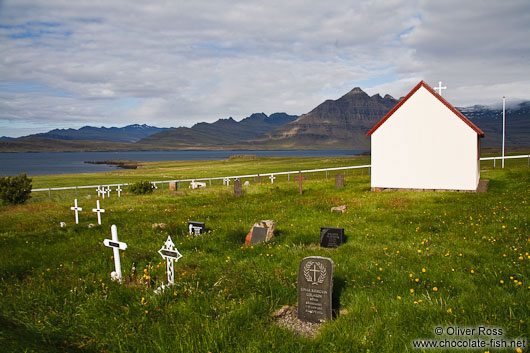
434;81;447;96
70;199;82;224
92;199;105;225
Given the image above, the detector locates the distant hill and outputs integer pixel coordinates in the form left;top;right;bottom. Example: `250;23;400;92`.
0;137;136;153
137;113;298;148
22;124;168;143
250;88;399;149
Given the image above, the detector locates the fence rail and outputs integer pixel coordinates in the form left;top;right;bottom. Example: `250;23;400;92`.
31;154;530;193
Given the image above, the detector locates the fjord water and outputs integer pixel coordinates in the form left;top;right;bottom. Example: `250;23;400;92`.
0;150;364;176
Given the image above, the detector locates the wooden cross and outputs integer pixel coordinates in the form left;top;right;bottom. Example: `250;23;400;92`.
70;199;82;224
103;225;127;282
434;81;447;96
92;199;105;225
269;175;276;184
116;185;122;197
158;235;183;285
294;171;306;195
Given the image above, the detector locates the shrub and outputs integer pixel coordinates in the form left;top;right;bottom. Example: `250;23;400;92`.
0;174;32;205
130;180;155;195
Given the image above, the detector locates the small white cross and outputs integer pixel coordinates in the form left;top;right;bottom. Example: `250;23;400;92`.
92;199;105;225
70;199;82;224
96;186;104;198
152;182;158;189
223;178;230;186
103;225;127;282
434;81;447;96
106;186;111;198
158;235;183;285
116;185;122;197
269;175;276;184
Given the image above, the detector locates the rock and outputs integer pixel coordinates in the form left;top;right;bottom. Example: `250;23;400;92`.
244;181;250;186
331;205;347;213
88;223;95;228
60;222;66;228
152;223;167;229
245;220;275;244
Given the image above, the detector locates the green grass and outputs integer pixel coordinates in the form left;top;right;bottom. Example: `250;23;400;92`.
1;156;529;352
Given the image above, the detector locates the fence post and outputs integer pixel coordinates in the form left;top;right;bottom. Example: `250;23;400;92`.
75;186;78;197
209;180;212;186
48;188;51;200
493;158;496;168
325;170;328;179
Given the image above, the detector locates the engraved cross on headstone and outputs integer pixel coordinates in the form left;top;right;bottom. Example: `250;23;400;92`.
70;199;82;224
434;81;447;96
92;199;105;225
158;235;183;285
103;225;127;282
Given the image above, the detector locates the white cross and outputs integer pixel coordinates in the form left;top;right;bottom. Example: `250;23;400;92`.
223;178;230;186
269;175;276;184
158;235;183;285
434;81;447;96
103;225;127;282
152;183;158;189
92;199;105;225
106;186;111;198
96;186;104;198
70;199;82;224
116;185;122;197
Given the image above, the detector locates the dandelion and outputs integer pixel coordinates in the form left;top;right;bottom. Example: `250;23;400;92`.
415;278;420;283
397;296;402;300
410;289;414;294
417;249;422;254
409;274;414;278
433;287;438;292
500;280;504;284
447;308;452;313
470;269;475;274
422;268;426;273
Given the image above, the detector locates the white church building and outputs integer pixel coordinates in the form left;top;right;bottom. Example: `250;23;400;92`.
367;80;484;192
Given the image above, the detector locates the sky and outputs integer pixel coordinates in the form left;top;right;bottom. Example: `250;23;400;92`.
1;0;529;137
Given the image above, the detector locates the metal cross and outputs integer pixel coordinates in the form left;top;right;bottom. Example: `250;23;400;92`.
70;199;82;224
434;81;447;96
103;225;127;282
269;175;276;184
158;235;182;285
92;199;105;225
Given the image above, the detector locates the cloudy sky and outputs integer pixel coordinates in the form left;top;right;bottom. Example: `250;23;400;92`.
1;0;529;137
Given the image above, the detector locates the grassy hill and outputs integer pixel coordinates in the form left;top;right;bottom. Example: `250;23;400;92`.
0;156;529;352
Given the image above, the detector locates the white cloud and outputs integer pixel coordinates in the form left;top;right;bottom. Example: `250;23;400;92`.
0;0;528;137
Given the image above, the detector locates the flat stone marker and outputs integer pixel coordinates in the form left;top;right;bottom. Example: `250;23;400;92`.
249;226;268;244
92;199;105;225
188;221;205;236
335;173;344;189
234;178;243;196
298;256;334;323
158;235;183;285
320;227;344;248
70;199;82;224
103;225;127;282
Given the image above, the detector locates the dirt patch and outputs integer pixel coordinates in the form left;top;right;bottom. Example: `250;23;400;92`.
272;305;322;338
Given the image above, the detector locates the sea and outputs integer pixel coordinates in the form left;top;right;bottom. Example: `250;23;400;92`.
0;150;366;176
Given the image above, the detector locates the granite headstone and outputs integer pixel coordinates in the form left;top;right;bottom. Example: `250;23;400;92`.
298;256;334;323
188;221;206;236
335;173;344;189
320;227;344;248
234;178;243;197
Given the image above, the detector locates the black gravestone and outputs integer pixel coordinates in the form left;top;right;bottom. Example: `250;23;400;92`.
320;227;344;248
234;178;243;197
298;256;334;323
335;173;344;189
188;221;205;236
250;226;268;244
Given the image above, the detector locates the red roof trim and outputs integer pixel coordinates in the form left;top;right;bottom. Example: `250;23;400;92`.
366;81;484;136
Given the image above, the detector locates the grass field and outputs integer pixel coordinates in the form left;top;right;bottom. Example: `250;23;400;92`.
1;155;529;352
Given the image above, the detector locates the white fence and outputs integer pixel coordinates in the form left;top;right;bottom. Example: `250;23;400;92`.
31;154;530;194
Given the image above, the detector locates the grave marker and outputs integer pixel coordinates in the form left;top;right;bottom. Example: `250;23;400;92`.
116;185;122;197
92;200;105;225
70;199;82;224
255;174;262;183
335;173;344;189
249;226;268;244
223;177;230;186
188;221;205;236
169;182;176;191
320;227;344;248
234;178;243;197
295;171;306;195
298;256;334;323
158;235;183;285
103;225;127;282
106;185;111;198
269;175;276;184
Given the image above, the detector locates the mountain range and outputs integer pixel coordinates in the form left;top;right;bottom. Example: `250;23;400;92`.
1;87;529;152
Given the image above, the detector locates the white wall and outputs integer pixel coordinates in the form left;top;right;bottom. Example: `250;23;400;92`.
371;86;479;191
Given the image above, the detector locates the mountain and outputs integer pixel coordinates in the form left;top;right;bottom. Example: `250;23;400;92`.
0;137;136;153
137;112;298;148
251;88;399;149
457;102;530;148
23;124;168;143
